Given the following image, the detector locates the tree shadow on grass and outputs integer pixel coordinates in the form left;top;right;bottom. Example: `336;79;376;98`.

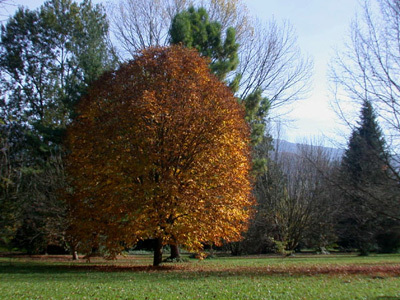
0;261;178;275
1;260;400;280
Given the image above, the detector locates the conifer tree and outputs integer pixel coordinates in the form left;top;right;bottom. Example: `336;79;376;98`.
338;100;393;254
169;6;239;82
341;101;389;185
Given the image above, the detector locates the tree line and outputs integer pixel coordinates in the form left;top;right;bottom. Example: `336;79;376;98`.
0;0;399;265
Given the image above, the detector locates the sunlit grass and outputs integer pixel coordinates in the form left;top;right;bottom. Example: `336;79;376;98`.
1;254;400;299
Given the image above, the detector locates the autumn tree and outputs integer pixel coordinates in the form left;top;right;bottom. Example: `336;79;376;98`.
65;45;253;266
109;0;311;176
168;6;265;258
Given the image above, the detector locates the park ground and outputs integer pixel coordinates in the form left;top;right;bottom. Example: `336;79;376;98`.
1;253;400;299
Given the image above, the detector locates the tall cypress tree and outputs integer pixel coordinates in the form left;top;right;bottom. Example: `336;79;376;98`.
338;100;393;254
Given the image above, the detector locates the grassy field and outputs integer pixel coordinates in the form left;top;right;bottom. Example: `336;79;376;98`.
1;254;400;299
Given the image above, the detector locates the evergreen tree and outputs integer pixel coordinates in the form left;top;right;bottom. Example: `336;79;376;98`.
341;101;389;185
242;88;270;145
241;89;271;174
0;0;116;253
338;100;393;254
169;6;239;82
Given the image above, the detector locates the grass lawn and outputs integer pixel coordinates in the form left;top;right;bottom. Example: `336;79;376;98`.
1;254;400;299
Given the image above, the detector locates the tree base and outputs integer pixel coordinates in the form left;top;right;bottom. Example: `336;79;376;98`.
153;238;163;266
163;256;188;263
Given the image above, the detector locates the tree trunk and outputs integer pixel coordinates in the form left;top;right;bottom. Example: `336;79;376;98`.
71;244;79;260
209;243;214;257
153;238;163;266
170;244;180;259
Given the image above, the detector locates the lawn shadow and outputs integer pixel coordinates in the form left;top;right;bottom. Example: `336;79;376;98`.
0;262;178;275
1;257;400;279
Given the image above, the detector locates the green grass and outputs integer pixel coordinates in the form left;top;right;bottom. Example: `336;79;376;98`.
1;254;400;299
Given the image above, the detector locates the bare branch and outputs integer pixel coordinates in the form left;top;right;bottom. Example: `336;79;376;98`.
108;0;312;112
236;18;313;110
330;0;400;152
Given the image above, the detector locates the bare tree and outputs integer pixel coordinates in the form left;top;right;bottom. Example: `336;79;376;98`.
237;19;312;110
331;0;400;151
198;0;251;42
108;0;312;110
277;142;338;251
108;0;191;58
108;0;250;57
245;139;338;254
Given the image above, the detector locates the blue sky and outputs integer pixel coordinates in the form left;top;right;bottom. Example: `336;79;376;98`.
1;0;362;146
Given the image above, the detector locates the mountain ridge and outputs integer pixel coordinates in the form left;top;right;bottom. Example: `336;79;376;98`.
274;139;345;160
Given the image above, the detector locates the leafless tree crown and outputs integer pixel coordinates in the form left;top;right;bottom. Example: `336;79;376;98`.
331;0;400;147
108;0;312;110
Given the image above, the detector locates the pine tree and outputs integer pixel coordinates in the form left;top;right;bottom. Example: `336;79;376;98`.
338;100;393;254
341;100;389;185
169;6;239;82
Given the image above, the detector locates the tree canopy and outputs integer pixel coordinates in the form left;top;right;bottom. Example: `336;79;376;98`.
65;45;253;266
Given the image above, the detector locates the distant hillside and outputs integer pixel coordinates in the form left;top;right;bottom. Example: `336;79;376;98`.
273;139;344;161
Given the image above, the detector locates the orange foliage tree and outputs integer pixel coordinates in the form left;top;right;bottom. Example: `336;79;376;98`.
65;45;253;266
